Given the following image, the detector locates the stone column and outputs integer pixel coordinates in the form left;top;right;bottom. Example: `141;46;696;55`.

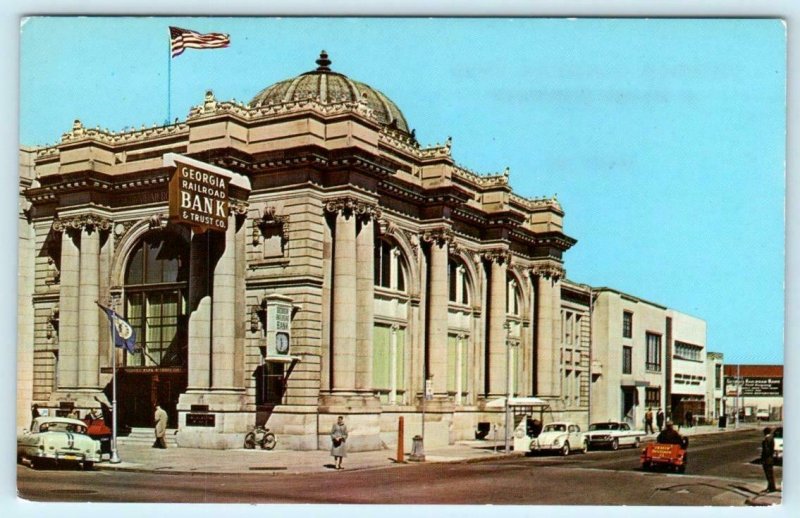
187;232;211;390
331;205;357;392
487;252;509;397
78;221;101;389
355;215;374;392
56;223;80;389
536;269;562;397
211;215;237;390
425;232;449;396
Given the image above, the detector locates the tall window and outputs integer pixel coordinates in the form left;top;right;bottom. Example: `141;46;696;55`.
507;278;521;316
374;240;406;291
715;364;722;390
645;332;662;372
124;232;189;367
622;346;632;374
372;325;405;404
645;387;661;409
622;311;633;338
447;334;469;404
448;259;470;305
674;341;703;361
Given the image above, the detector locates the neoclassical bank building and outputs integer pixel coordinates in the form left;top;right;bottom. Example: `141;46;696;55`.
18;53;596;450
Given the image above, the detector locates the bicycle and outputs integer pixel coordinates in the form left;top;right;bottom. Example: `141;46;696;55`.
244;425;277;450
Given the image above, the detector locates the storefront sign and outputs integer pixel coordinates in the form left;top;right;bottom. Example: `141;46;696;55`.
168;160;229;233
725;377;783;397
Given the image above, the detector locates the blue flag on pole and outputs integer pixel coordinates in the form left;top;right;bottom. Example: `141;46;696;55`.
98;304;137;353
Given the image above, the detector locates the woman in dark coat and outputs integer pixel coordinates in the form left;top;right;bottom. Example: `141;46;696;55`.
330;415;348;470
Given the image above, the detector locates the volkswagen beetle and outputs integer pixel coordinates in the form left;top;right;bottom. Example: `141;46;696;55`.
18;417;102;470
530;422;587;456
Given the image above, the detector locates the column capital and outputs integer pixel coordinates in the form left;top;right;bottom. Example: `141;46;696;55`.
324;197;381;220
530;260;565;281
53;213;112;233
482;247;512;265
420;227;453;247
230;199;249;215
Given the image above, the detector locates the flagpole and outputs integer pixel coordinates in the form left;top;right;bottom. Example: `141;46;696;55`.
167;27;172;124
110;308;121;464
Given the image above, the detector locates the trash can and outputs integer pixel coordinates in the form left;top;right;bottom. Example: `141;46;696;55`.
409;435;425;462
718;415;727;429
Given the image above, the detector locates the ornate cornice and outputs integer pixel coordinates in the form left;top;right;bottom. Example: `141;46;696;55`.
230;200;249;216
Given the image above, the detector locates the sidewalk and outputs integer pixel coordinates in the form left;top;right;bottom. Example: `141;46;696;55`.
97;421;767;476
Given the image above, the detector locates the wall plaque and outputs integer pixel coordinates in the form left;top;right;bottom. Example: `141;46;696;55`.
186;413;216;427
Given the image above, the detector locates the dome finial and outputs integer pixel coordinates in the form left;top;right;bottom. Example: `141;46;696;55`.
316;50;332;72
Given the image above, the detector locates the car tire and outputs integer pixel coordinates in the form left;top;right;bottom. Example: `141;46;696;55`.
611;438;619;451
642;461;651;471
678;464;686;474
561;442;570;456
83;461;94;471
582;438;589;453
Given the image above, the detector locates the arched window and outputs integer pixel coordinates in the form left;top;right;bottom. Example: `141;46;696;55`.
124;231;189;367
448;259;471;305
374;239;406;292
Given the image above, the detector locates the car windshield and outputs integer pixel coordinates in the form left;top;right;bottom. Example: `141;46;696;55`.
39;422;87;434
774;428;782;439
589;423;619;431
544;424;566;432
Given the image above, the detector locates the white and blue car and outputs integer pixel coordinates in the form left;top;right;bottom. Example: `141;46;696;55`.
17;417;102;470
584;421;645;451
530;422;587;456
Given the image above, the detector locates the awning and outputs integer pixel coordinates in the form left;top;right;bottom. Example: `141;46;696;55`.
485;397;550;408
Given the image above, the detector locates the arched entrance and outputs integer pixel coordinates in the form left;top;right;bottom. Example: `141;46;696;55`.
118;229;189;429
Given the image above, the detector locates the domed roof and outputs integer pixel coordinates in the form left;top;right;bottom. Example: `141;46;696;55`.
249;51;410;134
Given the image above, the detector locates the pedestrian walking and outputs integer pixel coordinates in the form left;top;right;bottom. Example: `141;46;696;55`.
761;427;778;492
685;411;693;428
153;404;168;449
644;408;655;434
31;404;40;422
656;408;665;431
330;415;348;470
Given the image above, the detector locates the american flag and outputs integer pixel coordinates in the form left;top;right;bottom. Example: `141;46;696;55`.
170;26;230;58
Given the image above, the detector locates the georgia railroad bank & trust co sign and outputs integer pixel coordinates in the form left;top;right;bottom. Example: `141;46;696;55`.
168;160;229;233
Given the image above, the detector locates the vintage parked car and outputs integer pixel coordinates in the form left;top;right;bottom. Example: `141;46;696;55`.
584;421;646;451
17;417;102;469
773;426;783;464
530;422;587;456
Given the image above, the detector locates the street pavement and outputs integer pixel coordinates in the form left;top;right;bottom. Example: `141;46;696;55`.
100;422;783;507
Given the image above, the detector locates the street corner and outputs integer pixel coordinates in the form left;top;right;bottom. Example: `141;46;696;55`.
745;488;782;506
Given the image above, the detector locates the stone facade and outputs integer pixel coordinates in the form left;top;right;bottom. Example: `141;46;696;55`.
18;54;596;450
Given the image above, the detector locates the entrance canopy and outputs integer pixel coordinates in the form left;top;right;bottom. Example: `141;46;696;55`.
485;396;550;408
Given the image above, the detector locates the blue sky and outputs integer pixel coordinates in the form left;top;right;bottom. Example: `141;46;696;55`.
20;17;786;364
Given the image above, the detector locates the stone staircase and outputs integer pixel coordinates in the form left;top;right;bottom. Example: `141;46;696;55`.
116;427;178;448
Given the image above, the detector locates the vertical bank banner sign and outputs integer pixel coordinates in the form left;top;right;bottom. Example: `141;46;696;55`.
168;159;229;233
